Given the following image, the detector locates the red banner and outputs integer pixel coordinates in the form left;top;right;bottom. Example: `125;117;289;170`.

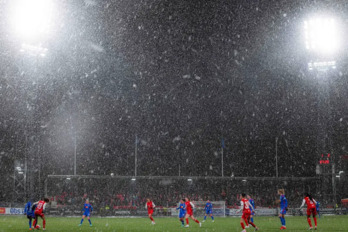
0;208;5;214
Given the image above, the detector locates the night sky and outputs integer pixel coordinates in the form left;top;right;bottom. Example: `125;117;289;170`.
1;0;348;187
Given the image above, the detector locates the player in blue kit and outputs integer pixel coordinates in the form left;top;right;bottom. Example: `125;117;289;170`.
203;200;214;222
316;201;321;218
247;195;256;223
24;200;36;230
78;199;93;227
277;189;288;230
176;199;186;227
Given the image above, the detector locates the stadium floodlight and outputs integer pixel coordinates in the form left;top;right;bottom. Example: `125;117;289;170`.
66;177;71;180
308;61;336;71
20;43;48;56
11;0;55;41
18;171;24;175
187;178;192;182
131;178;136;181
304;18;339;54
242;179;247;182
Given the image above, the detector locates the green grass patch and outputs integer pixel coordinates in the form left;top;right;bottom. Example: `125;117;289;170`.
1;215;347;232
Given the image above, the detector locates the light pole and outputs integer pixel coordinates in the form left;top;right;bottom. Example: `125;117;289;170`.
135;135;138;177
13;160;25;204
303;16;341;205
69;116;77;176
10;0;56;199
221;144;224;177
275;137;278;178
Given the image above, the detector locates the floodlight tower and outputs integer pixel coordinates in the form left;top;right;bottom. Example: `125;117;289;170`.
13;160;26;204
10;0;55;56
10;0;56;201
11;0;54;40
304;16;341;206
304;18;339;54
304;18;340;71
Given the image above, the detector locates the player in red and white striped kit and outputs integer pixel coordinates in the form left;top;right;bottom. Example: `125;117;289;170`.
33;198;50;230
237;193;259;232
300;193;318;230
184;197;201;228
145;198;156;225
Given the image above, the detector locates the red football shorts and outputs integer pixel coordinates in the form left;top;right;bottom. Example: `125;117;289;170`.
307;207;317;216
148;210;154;215
35;212;45;218
242;210;251;220
186;211;193;217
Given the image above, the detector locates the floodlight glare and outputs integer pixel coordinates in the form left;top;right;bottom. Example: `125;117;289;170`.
304;18;339;54
20;43;48;56
308;60;336;71
11;0;54;40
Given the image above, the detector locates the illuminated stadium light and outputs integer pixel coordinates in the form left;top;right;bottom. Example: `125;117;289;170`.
66;177;71;180
304;18;339;54
242;179;247;182
18;171;24;175
131;178;136;181
308;61;336;71
11;0;55;40
187;178;192;182
20;43;48;57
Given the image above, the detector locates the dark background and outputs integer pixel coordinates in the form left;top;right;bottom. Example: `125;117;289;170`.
0;0;348;202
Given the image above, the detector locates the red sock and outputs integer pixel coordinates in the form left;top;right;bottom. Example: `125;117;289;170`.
195;219;199;223
250;222;256;228
186;218;189;225
313;217;317;226
307;218;312;227
33;219;37;227
241;222;245;229
150;216;154;221
43;220;46;229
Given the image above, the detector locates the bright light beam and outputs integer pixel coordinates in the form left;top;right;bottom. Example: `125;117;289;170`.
308;60;336;71
20;43;48;56
304;18;339;54
11;0;55;41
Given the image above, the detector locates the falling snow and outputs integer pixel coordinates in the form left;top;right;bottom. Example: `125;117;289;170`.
0;0;347;226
